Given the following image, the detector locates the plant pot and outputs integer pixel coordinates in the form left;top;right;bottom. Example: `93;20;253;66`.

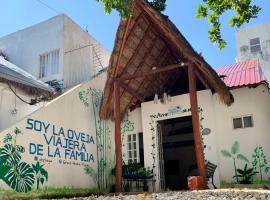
188;176;205;190
143;182;149;191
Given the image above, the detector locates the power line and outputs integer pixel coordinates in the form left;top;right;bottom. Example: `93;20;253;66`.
36;0;60;14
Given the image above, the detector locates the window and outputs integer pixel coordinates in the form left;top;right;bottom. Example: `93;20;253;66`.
233;115;254;129
39;49;60;79
127;134;138;163
233;117;243;129
243;116;253;128
250;38;261;53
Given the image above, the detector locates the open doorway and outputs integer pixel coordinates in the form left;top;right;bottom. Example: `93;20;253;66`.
158;116;197;190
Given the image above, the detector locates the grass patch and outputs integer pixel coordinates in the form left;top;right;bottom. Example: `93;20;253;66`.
221;179;270;188
0;187;108;199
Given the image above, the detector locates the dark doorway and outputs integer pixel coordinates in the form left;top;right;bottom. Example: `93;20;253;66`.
158;116;197;190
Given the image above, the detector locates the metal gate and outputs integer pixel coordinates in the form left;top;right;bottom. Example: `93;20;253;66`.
157;122;165;190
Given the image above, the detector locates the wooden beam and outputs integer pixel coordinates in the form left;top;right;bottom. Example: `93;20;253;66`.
120;63;186;81
114;80;122;192
113;3;135;77
120;82;145;102
122;47;169;114
188;65;207;189
194;68;211;90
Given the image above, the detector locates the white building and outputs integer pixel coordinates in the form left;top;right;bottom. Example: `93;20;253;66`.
0;2;270;194
236;21;270;81
0;14;110;90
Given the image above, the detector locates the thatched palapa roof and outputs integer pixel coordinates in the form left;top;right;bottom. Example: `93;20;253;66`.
100;0;234;119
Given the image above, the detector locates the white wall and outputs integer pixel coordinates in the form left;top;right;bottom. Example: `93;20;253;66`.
214;84;270;182
141;90;221;190
0;15;64;81
0;71;144;191
0;83;43;132
236;21;270;81
63;15;111;89
0;14;111;90
140;84;270;188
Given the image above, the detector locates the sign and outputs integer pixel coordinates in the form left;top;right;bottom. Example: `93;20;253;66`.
26;118;95;163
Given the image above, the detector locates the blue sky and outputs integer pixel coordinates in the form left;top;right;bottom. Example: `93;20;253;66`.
0;0;269;68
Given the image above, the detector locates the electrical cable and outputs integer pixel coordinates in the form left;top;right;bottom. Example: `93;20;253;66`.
8;84;32;105
35;0;60;14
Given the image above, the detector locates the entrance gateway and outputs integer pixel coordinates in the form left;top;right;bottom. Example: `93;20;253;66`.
158;116;197;190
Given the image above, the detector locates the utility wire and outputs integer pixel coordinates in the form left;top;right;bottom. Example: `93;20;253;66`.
8;84;32;105
36;0;60;14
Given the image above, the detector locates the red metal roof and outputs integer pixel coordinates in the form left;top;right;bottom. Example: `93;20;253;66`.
215;59;266;88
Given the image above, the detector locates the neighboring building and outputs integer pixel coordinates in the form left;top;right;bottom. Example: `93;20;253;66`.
236;21;270;81
0;14;110;90
0;56;54;131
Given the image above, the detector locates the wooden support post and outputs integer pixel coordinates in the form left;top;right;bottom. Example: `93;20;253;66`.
188;65;207;189
114;79;122;192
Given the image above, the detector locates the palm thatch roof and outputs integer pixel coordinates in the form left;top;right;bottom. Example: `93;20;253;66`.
100;0;233;119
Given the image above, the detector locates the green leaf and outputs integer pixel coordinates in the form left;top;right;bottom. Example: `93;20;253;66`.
0;164;10;179
40;168;48;181
14;127;22;135
265;167;270;174
237;169;244;174
2;162;35;193
3;134;13;143
196;4;208;18
16;145;25;153
221;150;231;158
231;141;240;155
237;154;249;163
40;177;45;185
0;144;21;166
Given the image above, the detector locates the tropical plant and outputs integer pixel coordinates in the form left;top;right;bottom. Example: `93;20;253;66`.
32;161;48;189
252;146;269;183
79;88;113;189
0;127;35;193
84;165;98;184
221;141;249;183
236;164;258;184
196;0;261;49
96;0;166;19
96;0;260;49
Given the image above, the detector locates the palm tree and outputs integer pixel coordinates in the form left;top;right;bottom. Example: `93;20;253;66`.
32;161;48;189
221;141;249;182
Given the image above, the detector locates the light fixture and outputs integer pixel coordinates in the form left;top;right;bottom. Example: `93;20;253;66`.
154;93;159;104
10;91;18;116
163;92;168;104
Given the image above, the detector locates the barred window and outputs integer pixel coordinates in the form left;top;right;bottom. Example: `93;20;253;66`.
250;38;261;53
40;49;60;78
